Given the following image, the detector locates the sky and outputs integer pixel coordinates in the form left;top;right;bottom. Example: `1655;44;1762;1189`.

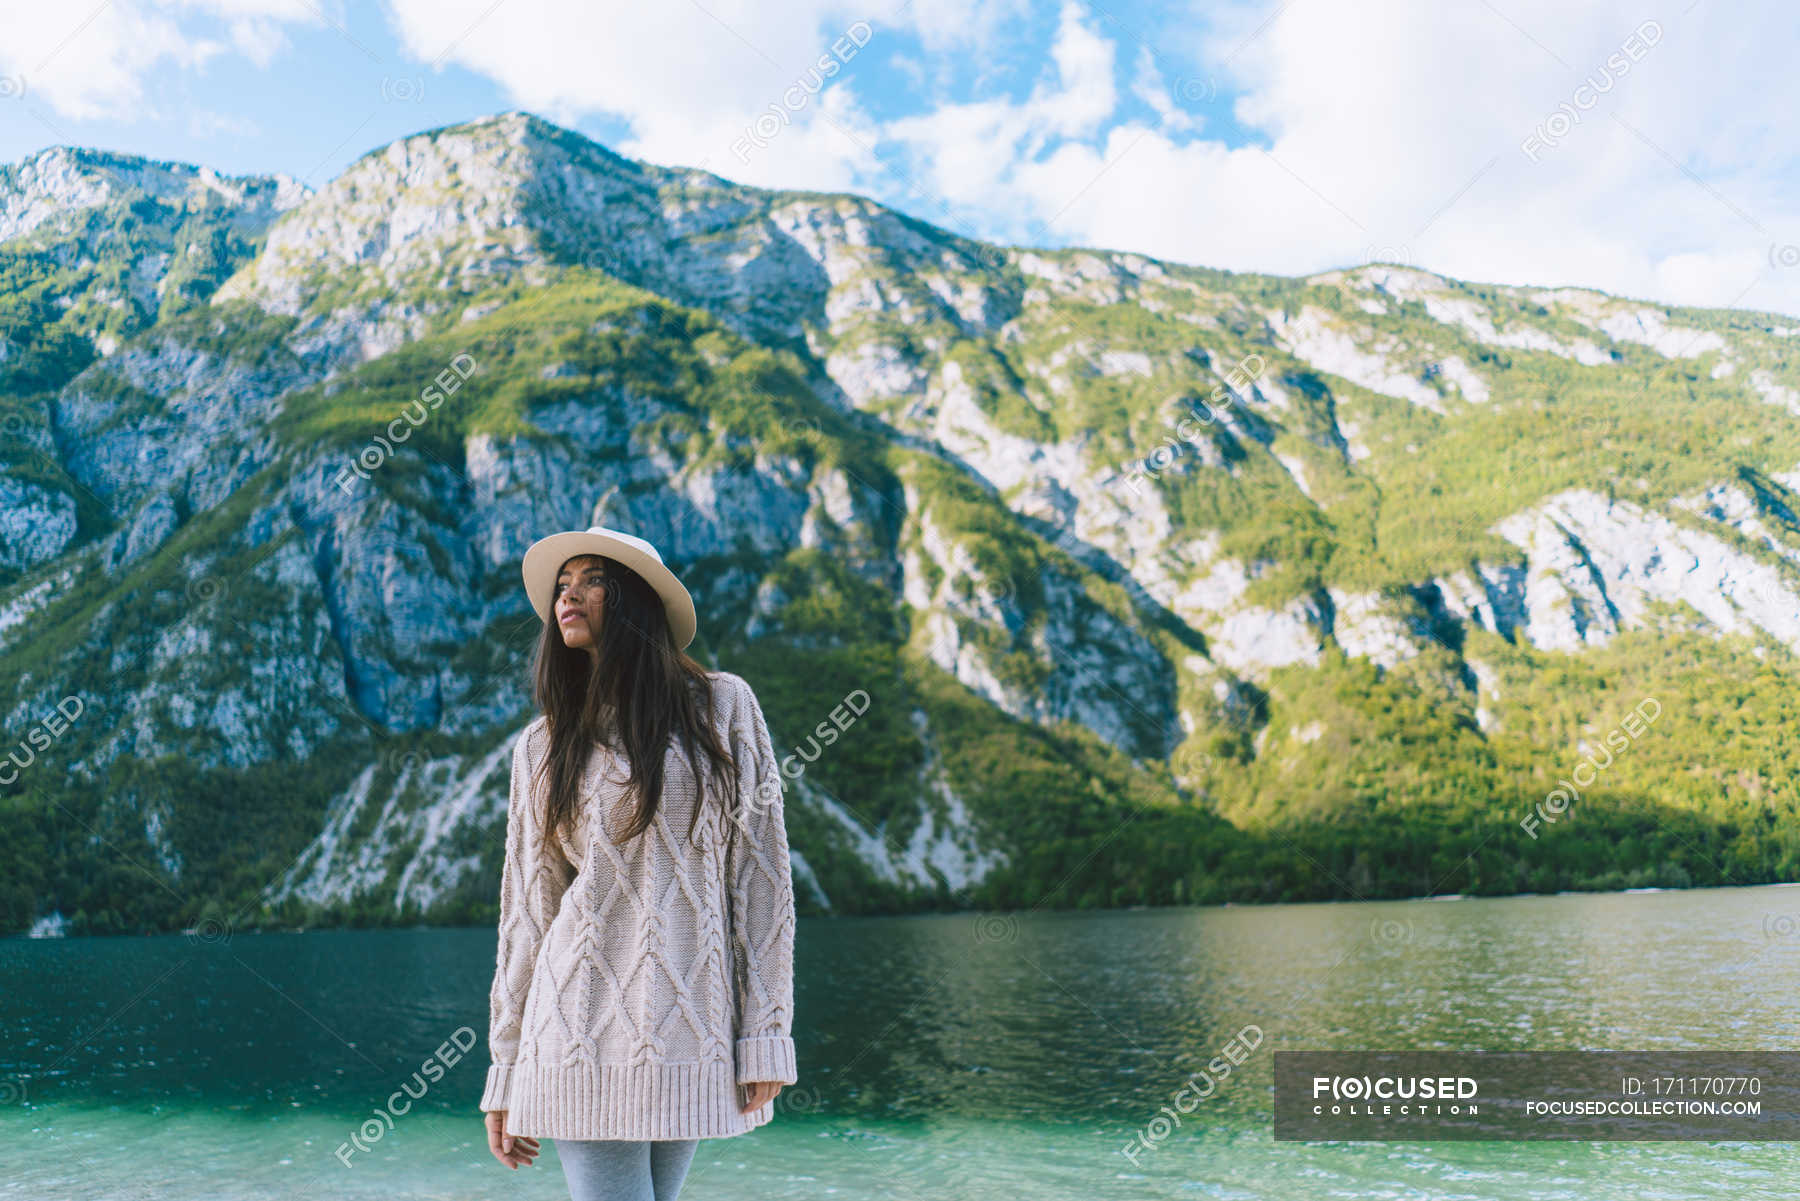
1;0;1797;319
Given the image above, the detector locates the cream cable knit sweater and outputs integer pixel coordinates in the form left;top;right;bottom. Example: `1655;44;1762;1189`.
478;670;798;1140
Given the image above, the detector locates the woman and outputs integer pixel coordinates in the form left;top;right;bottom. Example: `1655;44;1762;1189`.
478;524;799;1201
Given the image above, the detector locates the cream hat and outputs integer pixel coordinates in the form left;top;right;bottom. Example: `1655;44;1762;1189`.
521;525;697;650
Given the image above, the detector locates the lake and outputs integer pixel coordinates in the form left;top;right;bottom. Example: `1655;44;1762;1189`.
5;885;1800;1199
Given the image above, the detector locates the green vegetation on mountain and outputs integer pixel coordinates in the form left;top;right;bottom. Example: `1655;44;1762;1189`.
5;115;1800;938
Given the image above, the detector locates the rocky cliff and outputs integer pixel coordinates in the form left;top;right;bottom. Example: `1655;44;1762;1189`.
6;110;1800;937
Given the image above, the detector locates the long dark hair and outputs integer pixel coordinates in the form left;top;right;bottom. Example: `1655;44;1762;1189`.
528;552;739;850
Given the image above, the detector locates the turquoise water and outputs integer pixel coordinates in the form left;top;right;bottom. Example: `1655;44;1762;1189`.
6;885;1800;1198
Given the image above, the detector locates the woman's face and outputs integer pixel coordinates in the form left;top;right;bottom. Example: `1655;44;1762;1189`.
552;555;608;650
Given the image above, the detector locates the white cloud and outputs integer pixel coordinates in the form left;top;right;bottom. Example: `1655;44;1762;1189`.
1035;0;1114;138
1129;44;1200;137
383;0;928;191
877;2;1127;240
873;0;1800;318
226;17;292;67
379;0;1800;317
876;0;1031;55
0;0;318;121
4;0;1796;319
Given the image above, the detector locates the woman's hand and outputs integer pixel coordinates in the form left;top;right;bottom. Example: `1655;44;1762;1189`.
484;1109;541;1169
739;1081;784;1113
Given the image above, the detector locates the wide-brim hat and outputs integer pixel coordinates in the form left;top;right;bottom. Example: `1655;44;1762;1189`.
521;525;697;650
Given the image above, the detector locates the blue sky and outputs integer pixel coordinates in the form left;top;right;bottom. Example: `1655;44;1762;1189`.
3;0;1797;319
0;0;1254;189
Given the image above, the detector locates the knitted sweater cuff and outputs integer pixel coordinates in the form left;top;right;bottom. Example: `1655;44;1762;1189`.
734;1035;797;1086
480;1062;514;1111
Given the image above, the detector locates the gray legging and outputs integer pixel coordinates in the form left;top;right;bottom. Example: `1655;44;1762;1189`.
551;1137;700;1201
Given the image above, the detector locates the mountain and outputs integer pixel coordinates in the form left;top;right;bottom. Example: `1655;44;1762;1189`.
4;110;1800;938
